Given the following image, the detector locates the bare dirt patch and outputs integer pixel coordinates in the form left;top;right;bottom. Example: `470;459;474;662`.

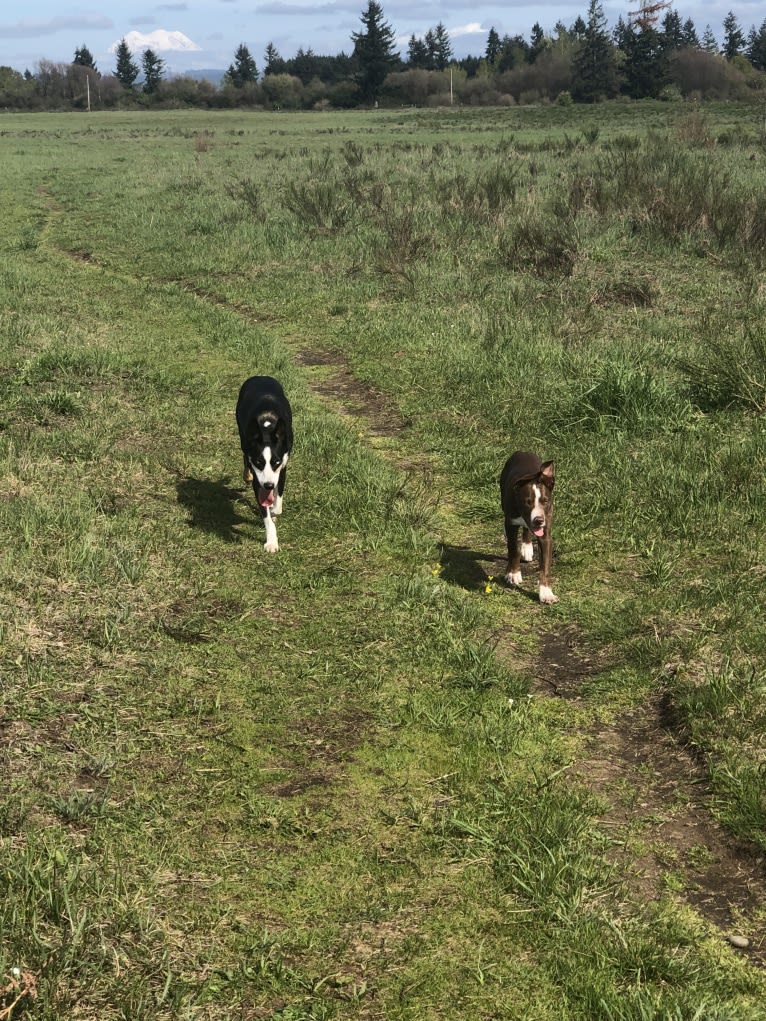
265;709;375;800
294;347;411;441
532;628;766;966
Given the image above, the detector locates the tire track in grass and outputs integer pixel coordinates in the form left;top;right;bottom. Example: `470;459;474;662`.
294;340;766;968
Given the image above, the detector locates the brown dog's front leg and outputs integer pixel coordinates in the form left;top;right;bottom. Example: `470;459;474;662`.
504;522;523;588
537;533;558;604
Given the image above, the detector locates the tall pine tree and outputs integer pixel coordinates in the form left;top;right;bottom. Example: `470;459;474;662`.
485;27;501;65
73;45;97;72
407;34;429;68
430;23;453;70
722;11;745;58
225;43;258;87
114;38;139;90
264;43;286;76
141;49;165;94
747;19;766;70
352;1;398;103
573;0;619;101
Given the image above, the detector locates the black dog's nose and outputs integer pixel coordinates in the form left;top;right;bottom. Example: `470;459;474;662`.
262;481;276;491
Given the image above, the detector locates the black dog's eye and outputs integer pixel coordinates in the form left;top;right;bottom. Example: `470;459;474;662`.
271;457;282;470
254;458;266;470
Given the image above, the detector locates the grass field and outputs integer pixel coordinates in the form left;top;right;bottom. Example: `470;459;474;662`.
1;102;765;1019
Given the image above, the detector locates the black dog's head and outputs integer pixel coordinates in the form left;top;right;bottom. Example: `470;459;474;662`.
245;412;290;509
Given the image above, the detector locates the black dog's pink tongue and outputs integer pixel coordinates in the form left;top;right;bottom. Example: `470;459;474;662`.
258;488;275;508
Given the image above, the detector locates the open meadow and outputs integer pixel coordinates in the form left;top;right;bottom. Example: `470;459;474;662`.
1;102;765;1019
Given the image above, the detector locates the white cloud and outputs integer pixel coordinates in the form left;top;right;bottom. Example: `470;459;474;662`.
449;22;486;39
111;29;201;53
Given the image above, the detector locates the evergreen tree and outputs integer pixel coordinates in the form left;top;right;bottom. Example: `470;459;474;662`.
721;11;745;58
73;45;97;72
746;18;766;70
701;25;718;53
622;24;666;98
407;34;429;68
485;27;501;65
351;0;399;103
613;15;631;51
529;22;546;62
114;38;139;90
497;34;529;72
225;43;258;86
572;16;587;41
660;10;684;52
572;0;619;101
681;18;700;48
552;21;574;53
430;22;453;70
264;42;286;76
141;49;165;94
291;47;319;84
423;29;437;70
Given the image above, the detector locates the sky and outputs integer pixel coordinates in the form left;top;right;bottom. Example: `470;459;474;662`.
1;1;762;76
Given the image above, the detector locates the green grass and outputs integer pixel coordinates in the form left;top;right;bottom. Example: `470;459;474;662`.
1;103;765;1019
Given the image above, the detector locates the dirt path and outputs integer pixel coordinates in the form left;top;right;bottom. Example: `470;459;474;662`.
295;341;766;968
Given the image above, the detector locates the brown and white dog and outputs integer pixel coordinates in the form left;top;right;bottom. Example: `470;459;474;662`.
500;451;557;604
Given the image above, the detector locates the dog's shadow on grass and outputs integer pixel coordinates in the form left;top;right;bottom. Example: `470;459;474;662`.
439;543;499;589
175;476;251;542
439;543;541;602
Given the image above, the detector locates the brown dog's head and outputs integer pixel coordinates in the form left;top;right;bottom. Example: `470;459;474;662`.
516;460;555;537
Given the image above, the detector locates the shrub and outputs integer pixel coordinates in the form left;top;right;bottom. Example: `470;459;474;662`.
667;48;750;100
282;153;352;233
498;208;579;277
680;327;766;412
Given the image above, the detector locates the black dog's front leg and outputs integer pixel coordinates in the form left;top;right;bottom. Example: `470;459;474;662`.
252;482;279;553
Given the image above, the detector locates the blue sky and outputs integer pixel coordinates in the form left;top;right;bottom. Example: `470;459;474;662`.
1;1;762;75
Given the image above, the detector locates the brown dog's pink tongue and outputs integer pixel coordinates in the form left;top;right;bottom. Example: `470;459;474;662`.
534;527;545;537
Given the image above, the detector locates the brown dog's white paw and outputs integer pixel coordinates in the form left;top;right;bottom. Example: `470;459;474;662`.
539;586;558;604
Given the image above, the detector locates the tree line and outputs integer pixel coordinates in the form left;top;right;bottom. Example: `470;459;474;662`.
1;0;765;112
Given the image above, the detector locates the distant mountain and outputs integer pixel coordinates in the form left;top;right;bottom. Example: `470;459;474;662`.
170;68;227;86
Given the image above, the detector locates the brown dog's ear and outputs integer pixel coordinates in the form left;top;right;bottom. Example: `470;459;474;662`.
540;461;555;489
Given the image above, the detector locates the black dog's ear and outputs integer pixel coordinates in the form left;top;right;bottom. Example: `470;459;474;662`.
540;461;555;489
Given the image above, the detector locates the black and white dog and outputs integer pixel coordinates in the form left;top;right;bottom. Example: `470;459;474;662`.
500;451;558;604
236;376;293;553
